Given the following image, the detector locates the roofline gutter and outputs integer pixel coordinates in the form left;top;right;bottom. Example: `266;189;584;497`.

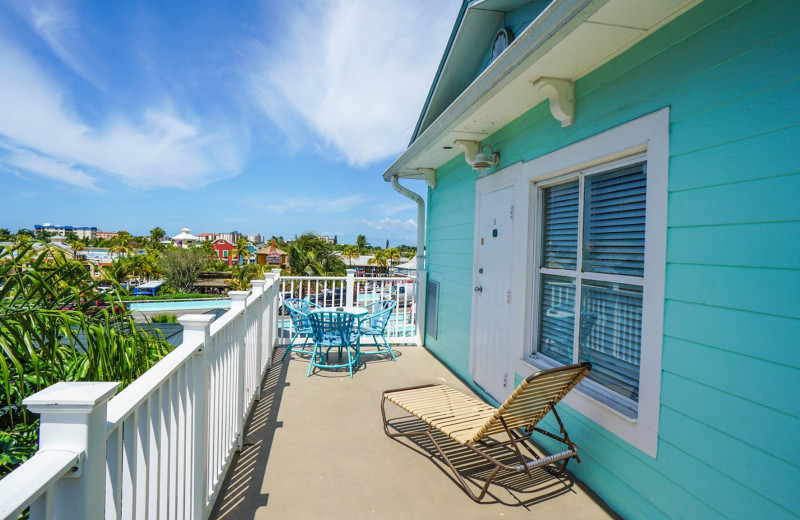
383;0;603;182
390;175;425;268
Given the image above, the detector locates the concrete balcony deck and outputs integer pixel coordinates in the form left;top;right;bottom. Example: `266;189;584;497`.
209;346;620;520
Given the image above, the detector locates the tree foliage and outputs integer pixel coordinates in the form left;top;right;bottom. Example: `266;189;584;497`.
288;232;346;276
159;247;207;292
0;242;172;478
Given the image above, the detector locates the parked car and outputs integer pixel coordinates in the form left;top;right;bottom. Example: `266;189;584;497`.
391;285;416;305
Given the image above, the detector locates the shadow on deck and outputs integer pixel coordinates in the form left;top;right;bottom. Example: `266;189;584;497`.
209;346;621;520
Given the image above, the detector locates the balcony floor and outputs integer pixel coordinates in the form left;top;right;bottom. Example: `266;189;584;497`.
209;345;621;520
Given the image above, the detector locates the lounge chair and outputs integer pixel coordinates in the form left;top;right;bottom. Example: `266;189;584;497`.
380;362;591;502
282;298;320;360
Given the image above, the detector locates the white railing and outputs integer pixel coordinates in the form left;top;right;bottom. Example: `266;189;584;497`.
278;269;419;343
0;270;282;520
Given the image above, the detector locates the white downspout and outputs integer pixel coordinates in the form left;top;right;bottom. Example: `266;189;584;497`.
391;174;427;346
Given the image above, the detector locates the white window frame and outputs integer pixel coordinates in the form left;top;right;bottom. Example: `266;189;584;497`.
532;153;648;416
481;108;668;457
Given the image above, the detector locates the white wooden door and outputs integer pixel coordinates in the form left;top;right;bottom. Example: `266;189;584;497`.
472;186;514;401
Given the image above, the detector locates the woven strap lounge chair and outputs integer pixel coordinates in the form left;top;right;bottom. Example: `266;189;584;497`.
380;362;591;502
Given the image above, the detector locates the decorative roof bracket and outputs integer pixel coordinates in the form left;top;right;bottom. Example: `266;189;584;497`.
533;77;575;127
417;168;437;189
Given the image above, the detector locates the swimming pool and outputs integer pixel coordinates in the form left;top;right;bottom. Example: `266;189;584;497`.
127;299;231;312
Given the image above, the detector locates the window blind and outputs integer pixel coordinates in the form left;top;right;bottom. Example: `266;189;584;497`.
537;275;575;365
583;164;646;276
579;280;642;402
542;180;579;270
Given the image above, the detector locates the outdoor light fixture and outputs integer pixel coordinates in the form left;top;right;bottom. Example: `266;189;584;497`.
453;140;500;172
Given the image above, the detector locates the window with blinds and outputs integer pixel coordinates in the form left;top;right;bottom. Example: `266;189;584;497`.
535;161;646;412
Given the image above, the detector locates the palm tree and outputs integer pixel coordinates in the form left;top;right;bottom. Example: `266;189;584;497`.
288;232;346;276
199;239;215;260
385;247;401;269
368;249;388;274
341;245;359;266
235;237;251;265
149;227;166;246
355;234;369;254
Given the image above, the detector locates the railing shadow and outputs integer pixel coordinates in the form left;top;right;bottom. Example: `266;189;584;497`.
207;347;289;519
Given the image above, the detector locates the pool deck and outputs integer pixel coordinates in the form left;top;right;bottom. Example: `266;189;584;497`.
207;345;621;520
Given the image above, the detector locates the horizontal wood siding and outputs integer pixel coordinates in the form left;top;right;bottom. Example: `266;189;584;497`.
426;157;477;378
428;0;800;517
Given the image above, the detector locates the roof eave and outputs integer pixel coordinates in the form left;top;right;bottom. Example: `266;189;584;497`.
383;0;599;181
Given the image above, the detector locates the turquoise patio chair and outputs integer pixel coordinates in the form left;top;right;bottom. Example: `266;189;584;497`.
282;298;320;360
307;311;360;378
357;300;397;361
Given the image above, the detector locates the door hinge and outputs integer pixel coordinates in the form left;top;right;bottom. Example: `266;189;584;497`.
506;289;511;304
509;205;514;219
503;374;508;387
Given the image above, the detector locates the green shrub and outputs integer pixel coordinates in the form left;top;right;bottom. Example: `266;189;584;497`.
151;314;178;323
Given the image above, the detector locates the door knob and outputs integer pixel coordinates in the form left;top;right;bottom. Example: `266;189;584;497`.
474;286;483;293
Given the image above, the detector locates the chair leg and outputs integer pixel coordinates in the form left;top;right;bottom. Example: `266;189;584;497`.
381;334;396;361
307;343;321;377
282;332;298;360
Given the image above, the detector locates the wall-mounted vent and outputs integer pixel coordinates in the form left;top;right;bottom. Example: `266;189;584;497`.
426;279;440;340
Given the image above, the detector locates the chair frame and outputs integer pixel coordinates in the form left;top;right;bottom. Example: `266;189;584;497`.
306;310;361;378
357;300;397;361
380;362;591;502
282;298;320;360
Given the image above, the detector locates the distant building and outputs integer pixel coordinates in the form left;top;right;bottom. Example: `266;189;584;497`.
212;239;238;266
172;226;199;248
216;232;239;244
35;223;97;240
196;232;215;242
255;240;287;269
246;233;263;244
96;231;118;240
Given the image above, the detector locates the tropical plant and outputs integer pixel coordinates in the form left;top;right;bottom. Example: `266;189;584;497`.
385;247;401;268
235;237;251;265
159;247;207;292
341;245;359;266
149;227;166;246
355;234;369;254
288;232;347;276
229;264;259;291
368;249;389;273
0;242;172;478
199;239;215;260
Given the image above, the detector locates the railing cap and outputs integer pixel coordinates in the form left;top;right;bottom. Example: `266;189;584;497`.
24;382;119;413
251;279;266;288
229;291;250;301
179;314;216;330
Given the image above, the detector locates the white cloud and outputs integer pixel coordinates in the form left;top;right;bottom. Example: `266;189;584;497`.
361;217;416;232
0;38;246;190
245;0;460;166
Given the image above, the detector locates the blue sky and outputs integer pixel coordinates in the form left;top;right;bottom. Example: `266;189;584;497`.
0;0;461;246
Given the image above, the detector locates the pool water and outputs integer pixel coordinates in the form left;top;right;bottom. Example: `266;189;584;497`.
128;299;231;312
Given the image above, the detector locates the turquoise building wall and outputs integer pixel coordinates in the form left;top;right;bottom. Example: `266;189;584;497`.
424;0;800;517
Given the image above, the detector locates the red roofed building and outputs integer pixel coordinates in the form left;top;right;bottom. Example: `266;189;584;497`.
212;238;238;266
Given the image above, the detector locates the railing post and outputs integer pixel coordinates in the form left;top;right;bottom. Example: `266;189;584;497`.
271;269;281;353
346;268;356;307
229;291;249;451
24;382;119;520
179;314;214;520
250;279;267;399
